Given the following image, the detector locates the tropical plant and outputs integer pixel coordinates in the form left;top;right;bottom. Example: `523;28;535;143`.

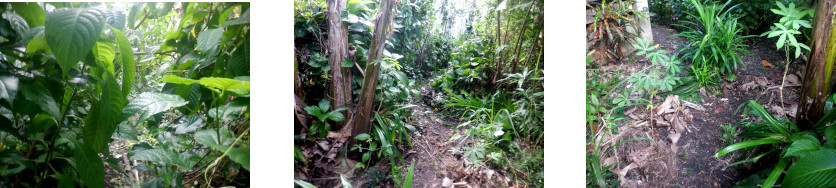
674;0;752;85
304;99;348;137
719;124;738;146
586;0;648;65
761;1;813;112
715;99;836;187
0;2;250;187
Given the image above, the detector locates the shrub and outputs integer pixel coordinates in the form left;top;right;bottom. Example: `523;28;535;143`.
674;0;752;85
586;0;648;65
715;99;836;187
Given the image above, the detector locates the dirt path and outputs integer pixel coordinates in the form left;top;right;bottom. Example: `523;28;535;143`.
353;83;514;188
610;23;804;187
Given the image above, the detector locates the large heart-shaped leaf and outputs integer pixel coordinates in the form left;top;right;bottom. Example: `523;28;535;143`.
121;92;188;124
110;25;135;97
45;8;106;75
74;141;104;188
197;28;222;53
130;148;195;169
783;149;836;187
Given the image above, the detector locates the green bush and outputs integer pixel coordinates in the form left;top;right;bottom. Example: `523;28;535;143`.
586;0;648;65
674;0;752;85
715;99;836;187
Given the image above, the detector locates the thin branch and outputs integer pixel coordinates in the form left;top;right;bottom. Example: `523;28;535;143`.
133;8;151;30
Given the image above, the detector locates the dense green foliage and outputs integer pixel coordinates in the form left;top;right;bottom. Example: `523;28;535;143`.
716;99;836;188
295;0;543;187
0;2;249;187
674;0;751;86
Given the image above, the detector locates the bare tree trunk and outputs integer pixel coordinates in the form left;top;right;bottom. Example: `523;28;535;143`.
509;2;535;75
326;0;353;128
491;0;502;85
352;0;397;143
797;0;836;129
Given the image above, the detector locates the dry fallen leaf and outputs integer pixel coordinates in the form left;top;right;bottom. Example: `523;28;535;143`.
762;60;773;67
787;104;798;117
785;74;801;86
714;108;723;114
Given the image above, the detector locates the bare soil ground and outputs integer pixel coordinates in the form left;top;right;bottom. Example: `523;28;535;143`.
604;23;804;187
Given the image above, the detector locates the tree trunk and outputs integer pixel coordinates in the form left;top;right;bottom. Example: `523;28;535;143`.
492;0;502;85
352;0;396;143
509;2;535;75
326;0;353;128
797;0;836;129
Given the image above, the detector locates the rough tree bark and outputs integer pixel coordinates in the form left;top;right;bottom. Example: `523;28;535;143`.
352;0;397;142
326;0;353;128
797;0;836;129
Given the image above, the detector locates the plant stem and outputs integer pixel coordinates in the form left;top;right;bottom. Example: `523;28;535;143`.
780;45;789;116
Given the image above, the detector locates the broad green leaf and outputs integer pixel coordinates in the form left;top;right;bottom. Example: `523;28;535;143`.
826;126;836;145
174;115;204;134
112;122;138;141
304;106;324;117
28;113;57;135
11;3;45;27
0;75;19;105
197;28;223;53
130;148;195;169
21;83;60;118
318;99;330;111
26;35;50;55
160;75;198;85
74;141;104;188
342;58;354;68
121;92;188;124
110;25;135;97
51;172;75;188
198;77;250;91
786;134;821;157
91;39;115;65
45;8;106;75
105;10;126;31
228;42;249;76
83;72;125;152
783;149;836;187
194;129;234;149
355;133;371;141
224;146;249;171
208;102;247;122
